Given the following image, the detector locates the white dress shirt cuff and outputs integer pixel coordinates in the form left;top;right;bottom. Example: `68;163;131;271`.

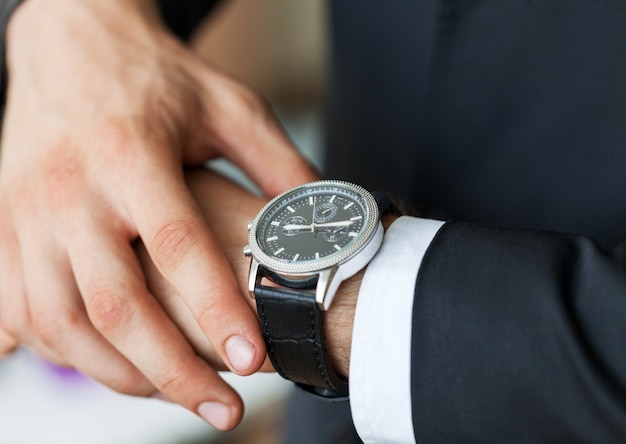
350;216;445;443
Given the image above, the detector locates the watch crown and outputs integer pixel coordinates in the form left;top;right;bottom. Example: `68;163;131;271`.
247;221;253;231
243;245;252;257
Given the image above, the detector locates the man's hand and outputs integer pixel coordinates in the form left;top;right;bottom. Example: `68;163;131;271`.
0;0;316;430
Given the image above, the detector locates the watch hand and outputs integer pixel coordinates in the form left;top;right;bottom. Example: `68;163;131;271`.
314;220;354;228
282;220;353;231
282;223;313;231
312;196;316;233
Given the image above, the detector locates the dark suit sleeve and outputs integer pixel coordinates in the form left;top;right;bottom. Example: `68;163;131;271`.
411;222;626;443
156;0;221;42
1;0;22;119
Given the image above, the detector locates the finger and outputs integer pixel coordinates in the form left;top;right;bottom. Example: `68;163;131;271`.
0;327;18;356
20;231;154;395
137;240;224;368
69;225;245;430
0;218;19;355
199;69;320;196
128;166;266;377
0;216;60;362
184;171;280;372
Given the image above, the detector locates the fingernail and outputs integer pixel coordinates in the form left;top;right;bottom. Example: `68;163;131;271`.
198;402;233;430
225;335;255;373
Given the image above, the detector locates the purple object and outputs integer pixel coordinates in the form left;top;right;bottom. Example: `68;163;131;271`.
41;359;87;383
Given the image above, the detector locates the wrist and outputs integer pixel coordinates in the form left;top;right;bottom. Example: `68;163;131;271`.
7;0;163;46
325;213;399;378
325;269;362;378
19;0;158;13
4;0;177;96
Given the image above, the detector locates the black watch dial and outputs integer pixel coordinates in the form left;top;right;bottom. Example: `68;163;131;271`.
256;183;368;263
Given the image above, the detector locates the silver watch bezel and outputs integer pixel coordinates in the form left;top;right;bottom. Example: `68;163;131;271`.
247;180;380;275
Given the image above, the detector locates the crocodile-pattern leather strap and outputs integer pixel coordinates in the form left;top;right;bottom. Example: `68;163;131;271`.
254;284;349;398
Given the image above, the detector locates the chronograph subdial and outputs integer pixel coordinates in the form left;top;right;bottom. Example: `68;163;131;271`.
313;203;338;223
321;225;349;243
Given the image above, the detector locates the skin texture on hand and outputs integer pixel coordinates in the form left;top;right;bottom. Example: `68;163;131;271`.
0;0;317;431
142;169;367;379
138;170;271;372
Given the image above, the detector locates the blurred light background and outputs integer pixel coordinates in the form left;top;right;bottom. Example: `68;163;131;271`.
0;1;328;443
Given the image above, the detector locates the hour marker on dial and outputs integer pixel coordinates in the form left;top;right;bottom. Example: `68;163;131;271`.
274;247;285;255
287;206;296;213
329;195;336;203
271;221;280;226
350;216;362;221
343;202;354;210
349;232;358;237
267;236;278;242
292;254;300;262
333;244;341;251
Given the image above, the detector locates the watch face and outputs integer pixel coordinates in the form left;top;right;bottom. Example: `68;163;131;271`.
248;181;379;274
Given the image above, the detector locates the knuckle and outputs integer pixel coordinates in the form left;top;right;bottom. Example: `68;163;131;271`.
99;118;135;162
108;372;153;397
208;83;268;132
98;117;149;169
233;86;272;123
151;220;199;272
31;306;83;348
40;146;86;210
0;327;18;355
85;283;134;336
0;342;17;356
0;305;29;340
31;311;64;346
98;113;175;171
159;361;193;394
196;297;226;328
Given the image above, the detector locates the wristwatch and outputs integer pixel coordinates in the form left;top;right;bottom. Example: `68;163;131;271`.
243;180;386;398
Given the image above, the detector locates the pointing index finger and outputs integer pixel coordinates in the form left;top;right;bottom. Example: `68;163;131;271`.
129;171;265;376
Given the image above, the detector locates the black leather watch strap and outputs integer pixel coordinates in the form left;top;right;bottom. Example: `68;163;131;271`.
255;284;349;398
